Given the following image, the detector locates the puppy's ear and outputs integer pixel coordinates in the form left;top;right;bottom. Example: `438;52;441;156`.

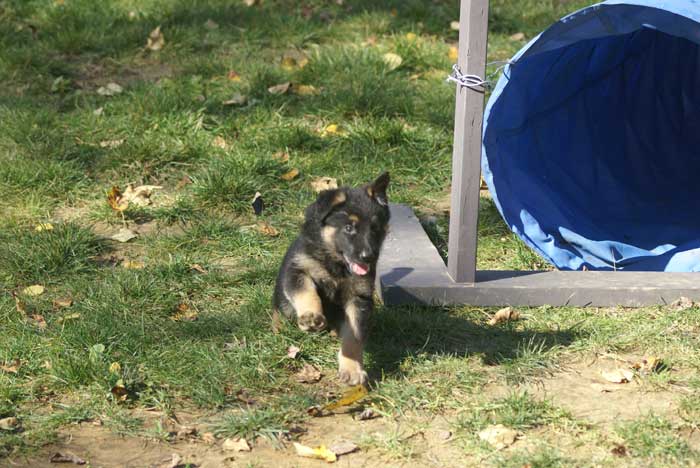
304;189;347;223
366;172;390;206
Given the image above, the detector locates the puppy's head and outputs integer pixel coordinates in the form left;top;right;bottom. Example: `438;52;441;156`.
304;172;390;276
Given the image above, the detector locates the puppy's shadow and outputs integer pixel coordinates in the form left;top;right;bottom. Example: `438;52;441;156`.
366;304;582;378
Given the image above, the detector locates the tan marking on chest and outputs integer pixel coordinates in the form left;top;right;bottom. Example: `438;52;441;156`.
293;253;335;285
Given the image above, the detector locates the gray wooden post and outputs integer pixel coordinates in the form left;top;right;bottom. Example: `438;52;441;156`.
447;0;490;283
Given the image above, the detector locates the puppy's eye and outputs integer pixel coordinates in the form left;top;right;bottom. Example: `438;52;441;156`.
344;224;354;234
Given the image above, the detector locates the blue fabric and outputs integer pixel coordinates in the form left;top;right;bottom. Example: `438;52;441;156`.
482;0;700;271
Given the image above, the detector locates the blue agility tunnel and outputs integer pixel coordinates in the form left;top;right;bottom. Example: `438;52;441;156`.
482;0;700;271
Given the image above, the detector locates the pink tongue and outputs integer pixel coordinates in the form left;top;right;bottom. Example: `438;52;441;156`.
351;262;369;276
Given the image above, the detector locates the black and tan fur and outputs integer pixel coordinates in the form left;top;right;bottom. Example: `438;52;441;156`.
273;173;390;385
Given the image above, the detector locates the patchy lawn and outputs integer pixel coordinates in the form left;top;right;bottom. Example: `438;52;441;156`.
2;0;700;467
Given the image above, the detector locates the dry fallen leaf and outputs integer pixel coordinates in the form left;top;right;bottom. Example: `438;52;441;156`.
111;382;129;402
293;442;337;463
450;21;460;31
510;32;525;41
107;186;129;212
122;184;162;207
57;313;81;323
671;296;694;311
488;306;520;326
177;175;192;189
30;314;47;329
190;263;208;274
382;52;403;70
222;93;247;106
53;297;73;309
281;168;300;181
0;359;20;374
356;408;378;420
154;453;181;468
243;0;257;6
227;70;242;81
448;45;458;62
94;107;104;116
49;452;86;465
478;425;519;449
22;285;45;296
287;345;301;359
295;364;322;383
212;136;228;149
272;151;290;163
97;82;123;96
632;356;664;374
99;139;124;149
222;437;251;452
601;369;634;384
35;223;54;232
325;385;368;411
146;25;165;51
435;429;452;441
405;32;417;41
111;228;138;243
329;440;358;456
121;260;145;270
611;444;627;457
0;417;19;431
171;303;198;322
311;177;338;193
201;432;217;445
292;84;319;96
281;50;309;70
109;362;121;374
321;124;345;137
13;292;26;314
257;222;279;237
268;82;291;95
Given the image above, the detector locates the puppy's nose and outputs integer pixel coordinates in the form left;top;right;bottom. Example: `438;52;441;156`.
359;250;375;263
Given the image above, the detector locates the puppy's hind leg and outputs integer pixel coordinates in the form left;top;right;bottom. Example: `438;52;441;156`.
288;275;327;332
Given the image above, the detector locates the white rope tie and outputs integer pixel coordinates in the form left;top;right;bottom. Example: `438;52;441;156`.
446;60;514;91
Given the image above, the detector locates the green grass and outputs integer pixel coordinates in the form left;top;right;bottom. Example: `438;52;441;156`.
3;0;700;466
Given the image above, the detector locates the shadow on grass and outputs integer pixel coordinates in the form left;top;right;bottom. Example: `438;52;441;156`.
367;304;582;378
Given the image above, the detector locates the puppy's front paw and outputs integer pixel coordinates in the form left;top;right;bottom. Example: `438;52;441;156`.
297;311;327;332
338;352;368;386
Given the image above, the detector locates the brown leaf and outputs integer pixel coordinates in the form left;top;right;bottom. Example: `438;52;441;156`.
268;82;291;95
280;168;300;181
329;440;358;456
99;139;124;149
611;444;627;457
176;426;198;440
110;228;138;243
295;364;322;383
107;186;129;212
356;408;378;420
281;50;309;70
121;259;145;270
49;452;86;465
287;345;300;359
212;136;228;149
52;297;73;309
601;369;634;384
478;424;520;449
632;356;664;374
201;432;217;445
22;285;45;296
0;359;20;374
122;184;162;207
0;417;20;431
488;307;520;326
227;70;242;81
671;296;694;311
12;292;26;314
189;263;208;274
97;82;123;96
257;222;279;237
311;177;338;193
171;303;198;322
29;314;47;329
176;175;193;189
510;32;525;41
307;405;328;417
293;442;337;463
272;151;290;163
222;437;251;452
110;382;129;402
146;26;165;51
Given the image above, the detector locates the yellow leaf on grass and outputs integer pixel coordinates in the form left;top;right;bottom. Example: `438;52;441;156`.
281;50;309;70
227;70;242;82
450;21;460;31
0;359;20;374
478;424;520;449
281;168;300;181
109;362;121;374
212;136;228;149
257;222;280;237
449;46;459;62
57;313;81;323
29;314;47;329
107;186;129;212
146;26;165;51
35;223;54;232
292;84;319;96
382;52;403;70
121;260;145;270
22;285;45;296
293;442;337;463
52;297;73;309
405;32;417;41
321;124;345;137
324;385;368;411
268;82;291;95
122;184;162;207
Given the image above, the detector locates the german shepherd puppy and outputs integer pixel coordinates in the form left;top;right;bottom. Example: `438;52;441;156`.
273;173;390;386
